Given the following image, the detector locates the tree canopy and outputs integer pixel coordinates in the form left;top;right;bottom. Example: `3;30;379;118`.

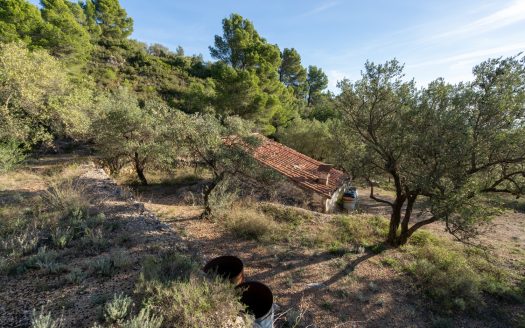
306;65;328;106
335;57;525;245
209;13;297;134
279;48;307;95
40;0;92;62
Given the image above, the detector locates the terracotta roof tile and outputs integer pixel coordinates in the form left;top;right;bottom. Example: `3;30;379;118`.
250;136;348;198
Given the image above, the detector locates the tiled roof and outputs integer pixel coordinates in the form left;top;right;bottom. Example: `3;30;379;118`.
250;136;348;198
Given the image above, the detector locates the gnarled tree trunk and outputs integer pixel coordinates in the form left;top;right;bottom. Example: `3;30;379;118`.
134;151;147;185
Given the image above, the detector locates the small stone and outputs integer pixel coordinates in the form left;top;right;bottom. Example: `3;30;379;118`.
306;282;326;288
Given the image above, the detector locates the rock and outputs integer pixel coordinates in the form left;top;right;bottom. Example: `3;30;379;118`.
306;282;326;289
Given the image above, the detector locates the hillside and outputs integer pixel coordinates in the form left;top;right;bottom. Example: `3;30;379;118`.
2;1;525;327
1;154;523;327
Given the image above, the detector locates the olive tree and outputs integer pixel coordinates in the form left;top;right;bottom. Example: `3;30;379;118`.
93;90;175;184
172;113;261;218
335;56;525;246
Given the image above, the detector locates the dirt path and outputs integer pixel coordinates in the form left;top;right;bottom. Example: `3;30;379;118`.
0;159;186;327
140;193;427;328
137;182;525;328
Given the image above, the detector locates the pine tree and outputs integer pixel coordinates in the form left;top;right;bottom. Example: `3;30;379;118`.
279;48;307;98
40;0;92;62
93;0;133;44
210;14;297;134
0;0;46;46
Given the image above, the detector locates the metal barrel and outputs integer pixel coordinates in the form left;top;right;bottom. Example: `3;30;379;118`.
203;255;245;286
236;281;274;328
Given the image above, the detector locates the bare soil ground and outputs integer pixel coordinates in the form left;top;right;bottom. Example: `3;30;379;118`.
0;156;186;327
2;156;523;327
136;182;525;328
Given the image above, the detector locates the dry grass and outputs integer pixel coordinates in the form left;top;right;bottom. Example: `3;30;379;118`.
223;205;278;242
136;251;252;328
0;169;45;191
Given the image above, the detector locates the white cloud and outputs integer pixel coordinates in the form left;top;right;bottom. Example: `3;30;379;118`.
407;43;525;69
433;0;525;40
300;1;341;17
326;69;349;93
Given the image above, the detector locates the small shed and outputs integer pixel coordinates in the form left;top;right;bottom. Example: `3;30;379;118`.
250;136;349;213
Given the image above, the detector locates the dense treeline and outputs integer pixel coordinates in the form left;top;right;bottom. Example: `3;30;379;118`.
0;0;333;172
1;0;525;246
0;0;334;144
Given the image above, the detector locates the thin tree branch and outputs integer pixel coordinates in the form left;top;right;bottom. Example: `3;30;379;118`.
367;179;394;207
406;216;437;236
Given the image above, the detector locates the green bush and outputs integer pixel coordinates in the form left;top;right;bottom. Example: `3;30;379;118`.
26;247;64;273
51;227;73;249
91;255;114;277
0;141;25;173
1;226;40;258
403;241;482;313
139;277;251;328
208;178;239;214
122;308;163;328
136;251;252;327
31;307;63;328
333;215;388;247
258;203;313;225
140;251;198;284
66;267;87;284
104;293;133;324
111;249;133;270
431;316;455;328
81;228;109;253
45;182;90;222
225;207;277;241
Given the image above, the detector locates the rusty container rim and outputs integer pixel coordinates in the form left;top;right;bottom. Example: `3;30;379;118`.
236;280;273;320
203;255;244;286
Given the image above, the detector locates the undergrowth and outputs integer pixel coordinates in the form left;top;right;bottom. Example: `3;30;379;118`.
0;164;111;275
395;230;525;314
135;251;252;328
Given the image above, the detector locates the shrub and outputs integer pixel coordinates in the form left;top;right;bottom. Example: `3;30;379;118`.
225;207;277;241
333;215;388;247
431;316;455;328
31;307;64;328
81;228;109;253
140;251;197;284
258;203;313;225
26;247;64;273
65;267;87;284
51;227;72;249
136;250;251;327
0;141;25;173
45;181;90;220
122;308;163;328
139;277;252;328
1;225;40;257
91;255;113;277
403;242;482;313
208;178;239;214
111;249;134;270
88;213;106;228
104;293;133;324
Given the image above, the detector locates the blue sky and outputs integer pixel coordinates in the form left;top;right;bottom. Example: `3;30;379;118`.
32;0;525;91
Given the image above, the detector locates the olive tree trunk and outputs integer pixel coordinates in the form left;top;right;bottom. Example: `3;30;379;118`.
134;151;147;185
